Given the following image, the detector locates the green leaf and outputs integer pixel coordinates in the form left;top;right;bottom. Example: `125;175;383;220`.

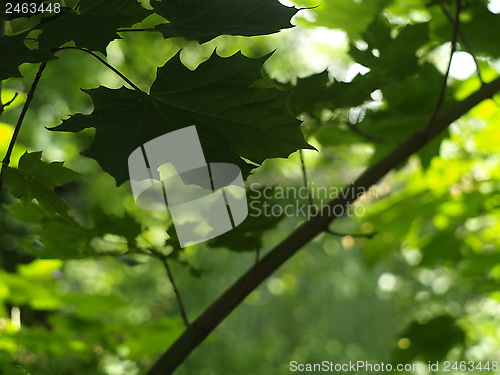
36;0;151;53
151;0;298;43
393;315;465;363
349;20;430;79
0;33;55;81
207;213;282;251
431;3;500;58
207;190;284;251
289;71;381;115
420;227;463;266
9;202;142;259
3;152;80;218
417;129;449;169
358;63;454;168
25;218;98;259
0;354;27;375
53;52;311;185
90;206;141;248
289;21;430;115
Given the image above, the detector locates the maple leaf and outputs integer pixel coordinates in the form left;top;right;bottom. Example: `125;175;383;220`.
53;52;311;185
36;0;151;53
151;0;298;43
2;152;80;217
0;33;55;81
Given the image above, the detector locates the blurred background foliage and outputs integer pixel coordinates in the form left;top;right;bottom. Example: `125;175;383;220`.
1;0;500;374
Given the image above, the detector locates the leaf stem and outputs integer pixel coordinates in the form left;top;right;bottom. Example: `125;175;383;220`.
163;257;190;328
438;2;484;85
148;248;190;328
55;47;142;91
425;0;461;131
299;149;314;208
0;62;48;192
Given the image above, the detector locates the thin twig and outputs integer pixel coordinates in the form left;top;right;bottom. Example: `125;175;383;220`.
299;149;314;208
326;229;378;239
425;0;461;131
0;19;5;119
163;257;190;328
54;47;142;91
148;248;190;328
0;92;19;126
438;2;484;84
0;62;48;192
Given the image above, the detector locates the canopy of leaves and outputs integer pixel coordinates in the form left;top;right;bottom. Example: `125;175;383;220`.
1;0;500;374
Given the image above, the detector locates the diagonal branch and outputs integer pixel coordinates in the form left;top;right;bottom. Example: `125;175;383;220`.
145;77;500;375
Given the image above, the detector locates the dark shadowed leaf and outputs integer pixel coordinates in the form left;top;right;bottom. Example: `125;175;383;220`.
36;0;151;53
349;20;430;79
393;315;465;363
0;33;55;81
3;152;80;218
53;52;311;185
207;190;284;251
151;0;298;43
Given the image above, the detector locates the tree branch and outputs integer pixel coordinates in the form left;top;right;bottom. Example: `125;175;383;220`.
145;76;500;375
0;19;5;119
147;248;190;328
0;62;48;192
